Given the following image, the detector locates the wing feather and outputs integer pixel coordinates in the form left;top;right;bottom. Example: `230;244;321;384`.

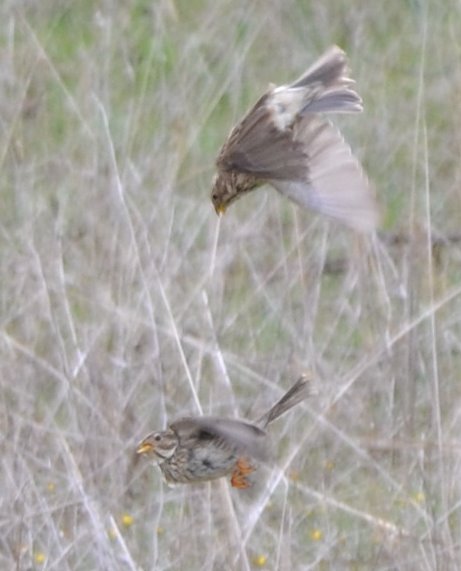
216;95;308;181
272;116;379;232
171;416;270;461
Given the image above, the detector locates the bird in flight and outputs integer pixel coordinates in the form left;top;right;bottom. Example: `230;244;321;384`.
136;375;313;489
211;46;379;232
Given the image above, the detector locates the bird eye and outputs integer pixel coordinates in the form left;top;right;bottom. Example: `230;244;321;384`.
212;193;218;201
154;434;161;442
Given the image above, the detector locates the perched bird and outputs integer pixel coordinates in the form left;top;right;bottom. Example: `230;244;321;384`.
211;46;378;232
136;375;313;489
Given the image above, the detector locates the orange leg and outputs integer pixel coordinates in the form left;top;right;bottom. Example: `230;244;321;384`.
230;458;255;489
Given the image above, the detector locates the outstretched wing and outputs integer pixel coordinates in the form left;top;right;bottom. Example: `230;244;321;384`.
271;116;379;232
171;416;271;461
216;93;309;181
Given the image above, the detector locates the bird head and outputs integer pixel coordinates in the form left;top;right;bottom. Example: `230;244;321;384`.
211;173;239;216
136;429;178;461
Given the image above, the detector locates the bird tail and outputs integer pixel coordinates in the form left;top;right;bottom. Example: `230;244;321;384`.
257;374;315;428
270;46;362;124
291;45;363;114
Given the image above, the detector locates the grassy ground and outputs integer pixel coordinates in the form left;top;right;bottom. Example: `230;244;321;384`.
2;0;461;569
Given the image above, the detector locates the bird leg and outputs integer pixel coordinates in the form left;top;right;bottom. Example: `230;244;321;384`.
230;457;255;489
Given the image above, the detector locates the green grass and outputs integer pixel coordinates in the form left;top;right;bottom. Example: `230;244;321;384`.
2;0;461;569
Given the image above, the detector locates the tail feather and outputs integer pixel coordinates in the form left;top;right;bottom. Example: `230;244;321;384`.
268;46;362;129
257;374;315;428
299;87;362;115
290;45;350;89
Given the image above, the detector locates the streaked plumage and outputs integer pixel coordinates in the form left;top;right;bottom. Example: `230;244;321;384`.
211;46;378;232
136;375;314;488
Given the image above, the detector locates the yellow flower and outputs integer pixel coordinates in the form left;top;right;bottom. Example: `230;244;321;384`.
34;552;46;564
121;514;134;527
310;529;323;541
253;554;267;566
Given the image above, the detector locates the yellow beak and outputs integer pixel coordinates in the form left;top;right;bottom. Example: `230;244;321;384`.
136;442;154;455
215;203;226;216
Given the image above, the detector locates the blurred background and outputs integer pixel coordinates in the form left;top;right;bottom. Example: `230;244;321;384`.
1;1;461;569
